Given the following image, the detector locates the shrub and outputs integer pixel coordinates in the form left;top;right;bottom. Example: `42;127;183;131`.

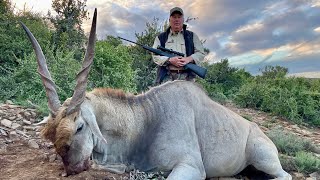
202;60;252;98
0;47;81;114
279;154;297;172
294;151;320;174
90;40;137;92
233;72;320;126
198;82;228;104
234;81;265;108
267;128;314;156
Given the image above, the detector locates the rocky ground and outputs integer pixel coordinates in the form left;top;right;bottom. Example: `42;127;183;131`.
0;101;319;180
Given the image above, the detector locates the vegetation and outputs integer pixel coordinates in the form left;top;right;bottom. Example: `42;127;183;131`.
0;2;135;115
0;1;52;75
267;128;320;174
49;0;88;60
267;128;315;156
90;40;137;92
1;1;319;126
294;151;320;174
198;59;252;104
234;66;320;126
129;18;164;92
0;0;319;176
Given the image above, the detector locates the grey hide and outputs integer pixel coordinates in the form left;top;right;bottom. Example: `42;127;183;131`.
81;80;292;180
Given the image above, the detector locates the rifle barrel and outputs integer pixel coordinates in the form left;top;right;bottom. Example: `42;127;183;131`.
118;36;144;46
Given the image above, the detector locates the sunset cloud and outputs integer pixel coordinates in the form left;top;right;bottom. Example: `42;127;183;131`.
12;0;320;74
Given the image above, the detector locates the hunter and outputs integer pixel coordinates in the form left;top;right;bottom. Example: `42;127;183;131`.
152;7;206;84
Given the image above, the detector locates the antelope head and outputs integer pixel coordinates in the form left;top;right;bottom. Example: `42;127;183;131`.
21;9;107;175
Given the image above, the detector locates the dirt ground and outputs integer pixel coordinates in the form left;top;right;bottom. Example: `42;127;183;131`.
0;139;129;180
0;103;319;180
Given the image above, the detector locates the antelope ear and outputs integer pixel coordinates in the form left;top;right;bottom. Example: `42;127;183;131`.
33;114;56;126
33;116;50;125
80;105;107;145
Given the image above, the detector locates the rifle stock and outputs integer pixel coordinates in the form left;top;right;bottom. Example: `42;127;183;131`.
184;63;207;79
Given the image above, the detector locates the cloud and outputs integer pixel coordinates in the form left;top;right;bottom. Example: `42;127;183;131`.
238;52;320;75
12;0;320;74
82;0;320;74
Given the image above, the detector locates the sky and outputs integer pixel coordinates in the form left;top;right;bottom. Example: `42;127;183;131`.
12;0;320;75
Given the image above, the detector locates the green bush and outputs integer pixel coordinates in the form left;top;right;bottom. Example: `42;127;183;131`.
279;154;297;172
267;128;314;156
0;10;52;75
0;47;81;114
234;81;266;108
90;40;137;92
294;151;320;174
202;60;252;98
198;81;228;104
234;74;320;126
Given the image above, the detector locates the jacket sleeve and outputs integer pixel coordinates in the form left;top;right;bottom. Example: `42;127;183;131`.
152;37;169;66
191;33;206;65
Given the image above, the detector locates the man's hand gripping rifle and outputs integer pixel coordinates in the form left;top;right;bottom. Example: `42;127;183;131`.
118;37;207;79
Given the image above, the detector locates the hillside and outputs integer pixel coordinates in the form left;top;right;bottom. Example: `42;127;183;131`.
288;71;320;79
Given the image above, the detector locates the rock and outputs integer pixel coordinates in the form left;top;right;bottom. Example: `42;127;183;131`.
29;118;36;123
291;124;300;130
306;178;315;180
35;126;43;132
0;144;7;153
309;172;319;179
1;119;12;128
23;126;36;131
56;155;62;161
9;131;17;136
8;116;16;121
39;154;48;161
16;130;30;138
27;131;36;136
23;120;32;125
5;100;14;105
5;138;13;144
49;154;57;162
28;139;39;149
292;172;304;179
11;123;21;130
43;142;54;148
24;111;32;117
7;104;19;109
0;129;8;136
30;111;37;117
16;114;23;121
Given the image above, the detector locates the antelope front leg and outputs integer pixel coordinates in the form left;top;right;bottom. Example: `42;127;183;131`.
167;163;205;180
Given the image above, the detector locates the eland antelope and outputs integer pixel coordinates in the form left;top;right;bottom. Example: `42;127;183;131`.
21;8;292;180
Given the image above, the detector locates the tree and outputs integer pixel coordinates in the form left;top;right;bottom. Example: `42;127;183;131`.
105;35;122;47
89;39;137;92
0;0;11;14
130;18;163;92
0;2;52;75
199;59;252;101
259;65;288;79
49;0;88;59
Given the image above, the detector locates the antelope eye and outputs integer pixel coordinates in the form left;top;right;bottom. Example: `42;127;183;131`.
76;124;83;133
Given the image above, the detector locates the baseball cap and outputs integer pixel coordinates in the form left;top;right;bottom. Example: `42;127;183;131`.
170;7;184;16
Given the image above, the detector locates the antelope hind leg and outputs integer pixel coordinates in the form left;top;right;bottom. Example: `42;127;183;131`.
248;138;292;180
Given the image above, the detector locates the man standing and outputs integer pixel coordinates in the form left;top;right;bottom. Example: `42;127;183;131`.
152;7;205;84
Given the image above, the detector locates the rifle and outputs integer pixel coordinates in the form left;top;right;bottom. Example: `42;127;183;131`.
118;37;207;81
